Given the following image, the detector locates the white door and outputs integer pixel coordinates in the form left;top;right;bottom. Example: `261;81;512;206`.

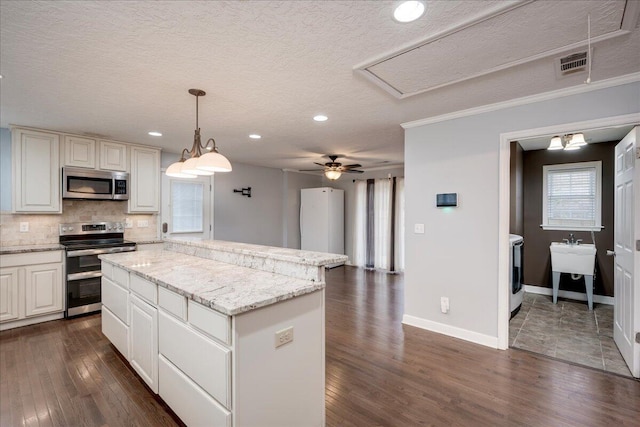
613;126;639;378
161;174;213;240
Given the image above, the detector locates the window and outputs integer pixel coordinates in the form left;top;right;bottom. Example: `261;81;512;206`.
171;181;204;233
542;161;602;231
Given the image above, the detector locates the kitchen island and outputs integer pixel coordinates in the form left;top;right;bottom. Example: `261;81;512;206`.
99;238;346;427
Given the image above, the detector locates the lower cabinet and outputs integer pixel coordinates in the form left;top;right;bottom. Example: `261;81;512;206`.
129;294;158;394
0;251;64;330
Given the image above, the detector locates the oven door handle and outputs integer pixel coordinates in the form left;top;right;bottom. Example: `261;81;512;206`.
67;271;103;281
66;246;136;257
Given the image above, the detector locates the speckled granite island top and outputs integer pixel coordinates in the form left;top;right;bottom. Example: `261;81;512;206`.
100;240;346;316
0;243;64;255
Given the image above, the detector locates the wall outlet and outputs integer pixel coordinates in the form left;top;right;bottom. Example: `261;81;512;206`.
440;297;450;314
414;223;425;234
275;326;294;348
125;218;133;229
137;220;149;228
19;222;29;232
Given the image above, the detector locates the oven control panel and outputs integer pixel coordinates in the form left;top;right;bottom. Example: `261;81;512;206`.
60;222;125;235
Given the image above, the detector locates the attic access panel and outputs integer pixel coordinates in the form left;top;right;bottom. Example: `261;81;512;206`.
356;0;628;99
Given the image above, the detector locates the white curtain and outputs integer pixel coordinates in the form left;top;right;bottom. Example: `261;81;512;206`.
373;178;392;270
352;180;367;267
394;178;405;272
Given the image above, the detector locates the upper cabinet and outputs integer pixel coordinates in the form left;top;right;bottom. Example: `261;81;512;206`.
99;140;128;171
63;135;96;169
12;128;61;213
129;146;160;213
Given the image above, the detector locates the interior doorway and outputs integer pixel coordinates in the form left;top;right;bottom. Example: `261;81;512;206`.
498;114;640;378
161;173;214;240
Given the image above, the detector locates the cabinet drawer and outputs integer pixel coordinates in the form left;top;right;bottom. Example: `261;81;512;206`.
159;355;231;427
158;287;187;321
159;311;231;409
113;266;129;289
102;277;129;324
188;300;231;345
1;251;62;268
130;274;156;305
101;261;113;280
102;306;129;360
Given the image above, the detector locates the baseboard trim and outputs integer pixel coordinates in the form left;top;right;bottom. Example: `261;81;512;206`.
402;314;498;349
0;312;64;331
524;285;614;305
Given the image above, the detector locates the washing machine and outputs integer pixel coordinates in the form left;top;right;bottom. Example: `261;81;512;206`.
509;234;524;317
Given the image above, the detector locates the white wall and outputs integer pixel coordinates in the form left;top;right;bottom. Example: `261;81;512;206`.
403;81;640;346
328;167;404;263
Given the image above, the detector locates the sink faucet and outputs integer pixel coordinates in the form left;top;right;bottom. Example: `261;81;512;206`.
563;233;583;245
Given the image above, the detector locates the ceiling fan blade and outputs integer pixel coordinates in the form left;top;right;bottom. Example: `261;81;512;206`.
343;169;364;174
313;162;327;167
342;164;362;169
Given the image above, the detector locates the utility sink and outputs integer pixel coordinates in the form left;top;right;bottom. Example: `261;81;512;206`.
550;242;596;275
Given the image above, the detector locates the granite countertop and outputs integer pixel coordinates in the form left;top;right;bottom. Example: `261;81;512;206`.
100;249;325;316
132;239;164;245
0;243;64;255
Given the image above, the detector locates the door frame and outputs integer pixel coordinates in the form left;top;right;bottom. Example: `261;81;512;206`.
497;113;640;350
159;169;215;240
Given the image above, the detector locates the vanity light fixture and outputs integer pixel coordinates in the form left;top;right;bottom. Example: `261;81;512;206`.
166;89;232;178
546;133;587;151
394;1;425;23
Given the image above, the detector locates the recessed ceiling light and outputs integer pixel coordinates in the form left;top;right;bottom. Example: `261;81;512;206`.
249;134;261;139
148;131;162;136
394;1;425;23
313;115;328;122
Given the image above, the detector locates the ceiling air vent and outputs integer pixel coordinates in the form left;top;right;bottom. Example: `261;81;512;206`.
555;51;588;78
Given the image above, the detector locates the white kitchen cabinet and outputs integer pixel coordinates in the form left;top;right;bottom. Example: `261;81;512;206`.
99;140;128;171
24;263;63;317
12;128;61;213
0;250;65;331
128;146;160;213
129;293;158;393
63;135;96;168
0;268;19;322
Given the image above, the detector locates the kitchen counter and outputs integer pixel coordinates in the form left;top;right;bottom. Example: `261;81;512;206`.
0;243;63;255
99;249;326;315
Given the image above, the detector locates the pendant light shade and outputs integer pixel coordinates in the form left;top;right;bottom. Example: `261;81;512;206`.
166;160;197;178
567;133;587;148
325;170;342;180
547;136;564;150
165;88;232;179
196;151;232;172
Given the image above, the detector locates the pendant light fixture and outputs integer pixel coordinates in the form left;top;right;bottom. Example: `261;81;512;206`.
546;133;587;151
166;89;232;178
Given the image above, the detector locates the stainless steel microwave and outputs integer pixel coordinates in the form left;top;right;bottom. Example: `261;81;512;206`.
62;167;129;200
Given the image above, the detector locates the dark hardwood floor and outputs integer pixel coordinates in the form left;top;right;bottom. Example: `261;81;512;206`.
1;266;639;426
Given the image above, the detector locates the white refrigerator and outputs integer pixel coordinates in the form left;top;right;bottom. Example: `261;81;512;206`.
300;187;344;266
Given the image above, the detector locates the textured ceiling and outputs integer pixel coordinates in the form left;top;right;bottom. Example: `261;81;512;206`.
1;1;639;172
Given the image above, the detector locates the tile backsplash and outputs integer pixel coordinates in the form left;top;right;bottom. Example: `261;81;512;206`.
0;200;158;246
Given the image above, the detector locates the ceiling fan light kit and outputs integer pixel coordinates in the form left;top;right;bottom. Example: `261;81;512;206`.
166;89;232;178
325;170;342;180
300;155;365;180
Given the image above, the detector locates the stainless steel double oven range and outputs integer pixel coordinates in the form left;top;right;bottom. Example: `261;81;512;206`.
59;222;136;317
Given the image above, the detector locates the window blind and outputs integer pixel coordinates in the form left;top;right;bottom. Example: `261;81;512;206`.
546;166;596;227
171;181;204;233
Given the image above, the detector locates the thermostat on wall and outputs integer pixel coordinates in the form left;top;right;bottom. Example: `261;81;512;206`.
436;193;458;207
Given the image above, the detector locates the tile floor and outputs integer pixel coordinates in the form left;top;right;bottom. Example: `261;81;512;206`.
510;292;632;377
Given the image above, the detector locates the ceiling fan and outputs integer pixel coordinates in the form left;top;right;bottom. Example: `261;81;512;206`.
300;155;364;180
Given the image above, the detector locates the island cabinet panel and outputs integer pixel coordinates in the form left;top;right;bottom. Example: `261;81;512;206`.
0;268;19;322
102;306;129;360
159;355;232;427
188;299;231;345
129;294;158;393
130;274;157;305
159;310;231;409
157;286;187;321
102;277;129;324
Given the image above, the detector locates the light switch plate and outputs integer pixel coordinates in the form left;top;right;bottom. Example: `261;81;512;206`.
414;223;425;234
19;222;29;232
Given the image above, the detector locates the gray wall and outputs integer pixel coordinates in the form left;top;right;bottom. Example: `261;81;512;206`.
404;81;640;342
328;167;404;263
509;141;523;236
1;128;12;211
